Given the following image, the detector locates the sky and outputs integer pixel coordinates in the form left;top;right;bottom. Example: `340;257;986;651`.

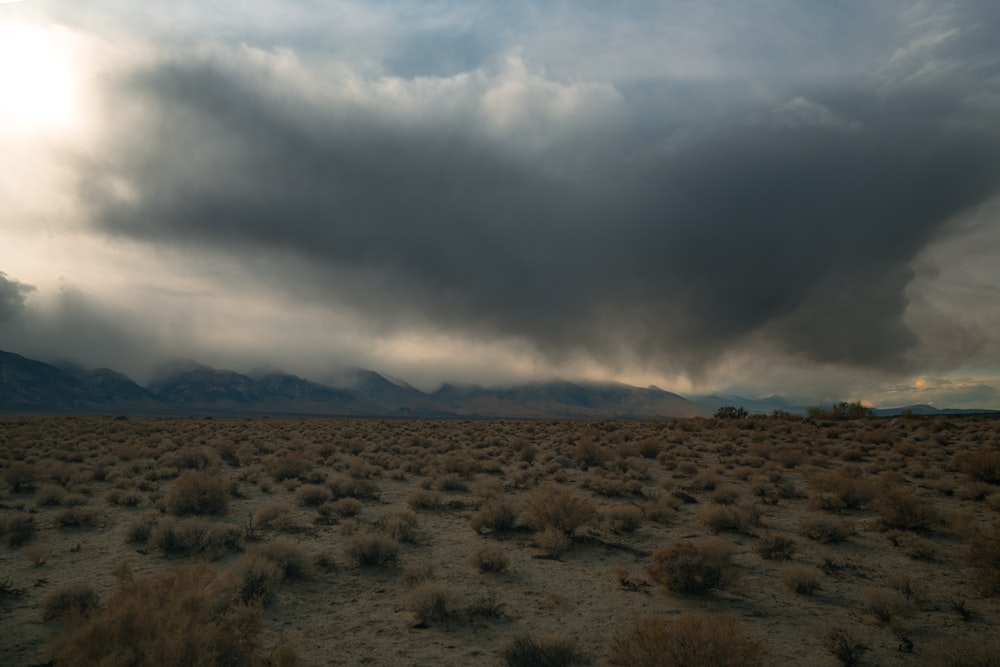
1;1;999;407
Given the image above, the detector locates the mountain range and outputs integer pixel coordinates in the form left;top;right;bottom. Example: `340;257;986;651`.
0;350;705;419
2;350;994;419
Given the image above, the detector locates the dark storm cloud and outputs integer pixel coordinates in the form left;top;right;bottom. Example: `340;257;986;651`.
78;35;1000;376
0;272;34;322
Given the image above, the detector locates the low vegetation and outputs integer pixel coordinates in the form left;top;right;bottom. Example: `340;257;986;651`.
0;414;997;665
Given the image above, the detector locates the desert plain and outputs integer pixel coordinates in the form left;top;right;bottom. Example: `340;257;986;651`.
1;414;999;666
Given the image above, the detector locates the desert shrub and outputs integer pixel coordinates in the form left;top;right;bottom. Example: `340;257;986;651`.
265;453;311;482
647;538;735;594
470;498;520;534
346;533;399;567
781;564;821;595
4;462;37;492
700;502;762;535
641;495;678;524
165;446;215;471
501;634;585;667
573;438;608;468
407;488;443;511
253;501;298;532
319;497;362;521
48;564;265;667
400;562;436;588
604;505;643;534
35;483;67;507
584;474;642;498
535;526;572;558
250;539;314;580
823;625;868;667
801;517;853;543
710;485;740;505
471;543;509;573
862;587;913;625
405;582;454;626
877;489;938;531
965;521;1000;595
810;470;876;511
329;474;378;500
435;473;468;492
219;554;283;606
523;485;595;536
61;493;89;507
105;488;143;507
3;514;36;547
125;513;158;544
149;516;242;559
608;613;764;667
756;533;797;560
381;510;420;543
54;506;101;528
41;582;100;620
956;450;1000;485
294;484;332;507
166;470;229;516
468;589;505;618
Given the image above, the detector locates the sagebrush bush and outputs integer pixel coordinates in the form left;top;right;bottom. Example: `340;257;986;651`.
801;517;853;543
501;634;584;667
608;613;764;667
150;516;242;559
756;533;797;560
781;564;821;595
47;565;265;666
41;582;100;620
647;539;735;594
4;462;37;492
253;501;298;532
35;483;67;507
405;582;454;626
535;526;572;558
346;533;399;567
956;450;1000;485
166;470;229;516
251;539;314;580
218;554;283;607
862;587;913;625
524;484;595;536
471;543;509;573
823;625;867;667
965;521;1000;595
470;498;519;534
700;502;762;535
810;471;876;511
54;506;101;528
3;514;35;547
604;505;643;534
877;489;938;531
381;510;420;543
407;488;443;511
294;484;332;507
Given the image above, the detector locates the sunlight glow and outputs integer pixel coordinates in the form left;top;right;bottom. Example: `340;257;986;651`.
0;21;80;133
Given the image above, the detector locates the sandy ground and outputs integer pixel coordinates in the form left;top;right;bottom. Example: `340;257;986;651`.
1;415;998;665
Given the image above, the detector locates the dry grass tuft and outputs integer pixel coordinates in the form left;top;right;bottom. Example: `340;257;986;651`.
647;538;735;594
501;634;585;667
608;612;764;667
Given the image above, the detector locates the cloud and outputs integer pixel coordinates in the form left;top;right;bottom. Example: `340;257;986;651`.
73;36;1000;381
0;272;34;321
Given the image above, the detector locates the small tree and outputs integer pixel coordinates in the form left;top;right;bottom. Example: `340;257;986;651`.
714;406;748;420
